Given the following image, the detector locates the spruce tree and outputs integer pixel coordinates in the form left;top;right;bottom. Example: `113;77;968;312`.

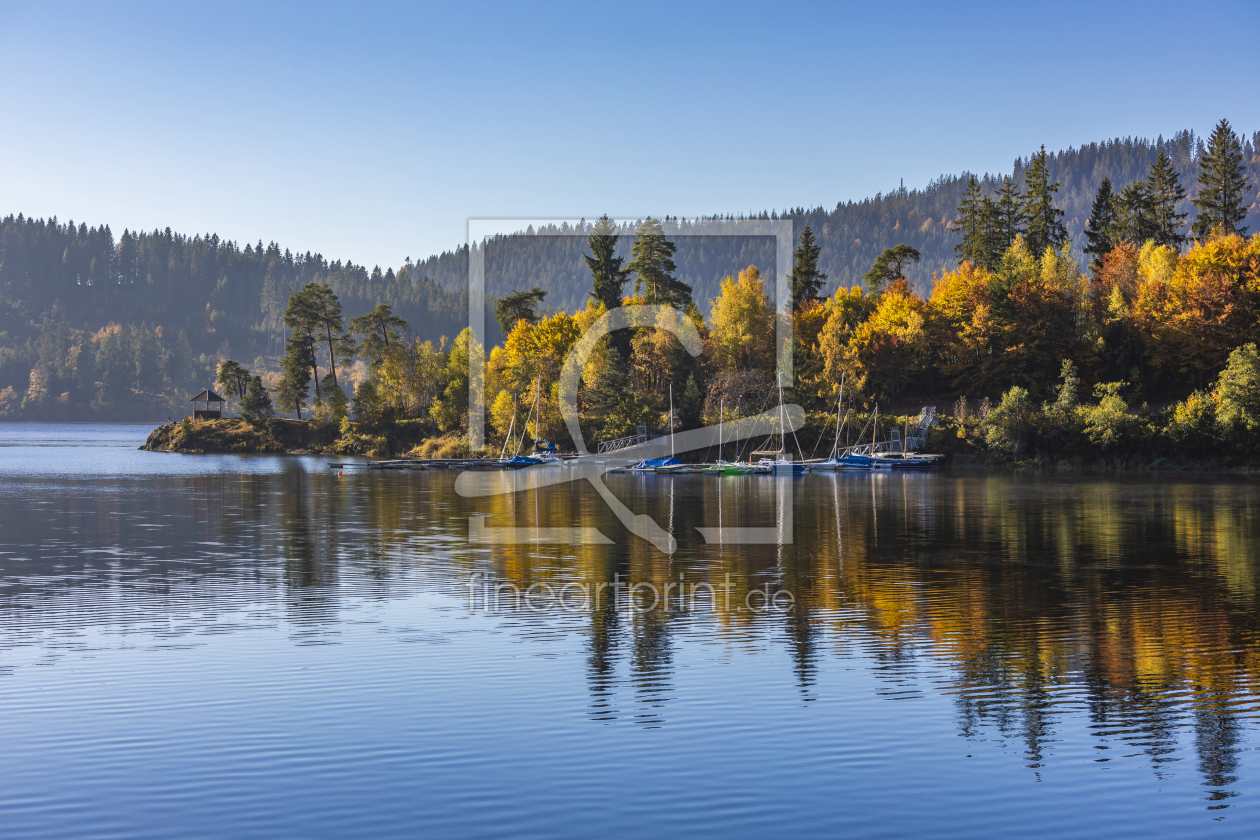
954;175;994;268
1115;181;1154;245
1193;118;1252;239
789;224;827;309
1145;150;1188;249
240;375;274;423
992;176;1025;256
1021;145;1067;256
1083;177;1118;269
584;215;628;312
276;337;313;419
627;218;691;308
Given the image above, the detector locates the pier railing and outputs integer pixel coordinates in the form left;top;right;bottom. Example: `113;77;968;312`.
597;426;658;454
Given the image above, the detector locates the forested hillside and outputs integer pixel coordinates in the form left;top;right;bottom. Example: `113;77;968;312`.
2;125;1257;420
417;129;1260;311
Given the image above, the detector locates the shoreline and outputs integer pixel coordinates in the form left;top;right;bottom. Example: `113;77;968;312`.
136;418;1260;476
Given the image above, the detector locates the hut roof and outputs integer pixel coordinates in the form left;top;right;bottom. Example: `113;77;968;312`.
190;389;225;402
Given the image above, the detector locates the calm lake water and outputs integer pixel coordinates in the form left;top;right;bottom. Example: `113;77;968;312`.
2;423;1259;837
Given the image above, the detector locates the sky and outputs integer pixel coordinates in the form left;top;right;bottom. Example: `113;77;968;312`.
1;0;1257;270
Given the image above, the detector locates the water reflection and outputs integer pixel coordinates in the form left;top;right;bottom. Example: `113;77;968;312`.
2;457;1259;810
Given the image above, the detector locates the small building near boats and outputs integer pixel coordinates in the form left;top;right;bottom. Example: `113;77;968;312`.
190;389;226;419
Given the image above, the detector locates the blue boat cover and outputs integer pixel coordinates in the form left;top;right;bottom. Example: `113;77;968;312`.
636;457;682;468
502;455;543;466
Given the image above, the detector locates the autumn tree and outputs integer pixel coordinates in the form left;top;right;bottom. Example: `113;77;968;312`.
709;265;775;371
848;279;929;399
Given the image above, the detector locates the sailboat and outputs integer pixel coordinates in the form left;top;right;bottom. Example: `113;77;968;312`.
755;374;807;474
703;399;751;475
815;377;875;471
631;384;683;473
498;377;543;469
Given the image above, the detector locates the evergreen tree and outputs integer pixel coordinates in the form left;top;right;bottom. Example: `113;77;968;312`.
587;344;628;420
276;329;314;418
304;283;352;391
583;215;628;312
953;175;999;270
789;224;827;309
350;303;409;368
1145;150;1188;249
863;244;921;293
1193;118;1252;239
992;176;1025;255
240;375;274;422
1115;181;1154;245
494;287;547;333
1083;177;1118;269
215;359;250;402
1022;145;1067;256
627;218;691;308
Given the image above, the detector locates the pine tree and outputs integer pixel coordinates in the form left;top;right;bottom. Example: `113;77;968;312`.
789;224;827;309
626;218;691;308
1193;118;1252;239
216;359;250;402
284;294;322;405
1145;150;1188;249
494;287;547;333
350;304;409;368
1021;145;1067;256
1083;177;1118;269
584;215;628;312
863;244;921;293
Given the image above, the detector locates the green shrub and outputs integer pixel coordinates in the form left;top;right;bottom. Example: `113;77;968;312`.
1079;382;1136;450
1214;343;1260;435
982;386;1040;459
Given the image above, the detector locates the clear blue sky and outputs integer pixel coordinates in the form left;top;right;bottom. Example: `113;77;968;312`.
1;0;1256;269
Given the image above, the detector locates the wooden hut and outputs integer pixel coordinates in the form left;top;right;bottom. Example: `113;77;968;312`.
190;389;226;419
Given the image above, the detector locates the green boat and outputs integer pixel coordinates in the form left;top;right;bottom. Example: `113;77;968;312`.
702;460;752;476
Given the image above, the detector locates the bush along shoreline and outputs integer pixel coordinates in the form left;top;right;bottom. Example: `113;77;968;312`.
917;346;1260;472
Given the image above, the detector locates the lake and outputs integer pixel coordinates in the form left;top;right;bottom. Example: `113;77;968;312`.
1;422;1258;837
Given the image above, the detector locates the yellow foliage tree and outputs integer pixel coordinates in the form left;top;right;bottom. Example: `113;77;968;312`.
708;265;775;371
847;279;929;399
